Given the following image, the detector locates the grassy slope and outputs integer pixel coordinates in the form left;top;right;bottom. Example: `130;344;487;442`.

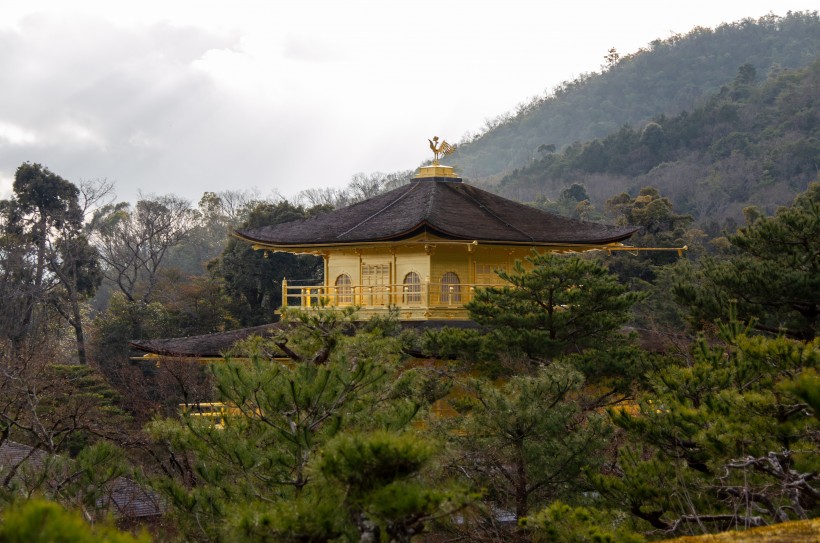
660;518;820;543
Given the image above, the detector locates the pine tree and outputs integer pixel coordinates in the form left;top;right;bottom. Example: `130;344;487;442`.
446;363;610;522
595;312;820;534
467;252;645;362
674;182;819;340
148;308;458;542
0;499;150;543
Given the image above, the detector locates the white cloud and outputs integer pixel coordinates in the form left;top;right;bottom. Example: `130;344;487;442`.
0;1;814;203
0;170;13;200
282;35;341;64
52;120;106;149
126;130;160;149
0;121;37;145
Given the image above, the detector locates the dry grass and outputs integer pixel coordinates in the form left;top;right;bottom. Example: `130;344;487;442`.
660;518;820;543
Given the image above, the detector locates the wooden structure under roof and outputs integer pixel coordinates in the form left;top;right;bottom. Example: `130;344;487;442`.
234;152;642;321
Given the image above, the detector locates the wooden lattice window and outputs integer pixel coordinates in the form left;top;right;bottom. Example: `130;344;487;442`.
440;272;461;303
335;274;352;304
475;263;505;285
361;263;390;305
403;272;421;304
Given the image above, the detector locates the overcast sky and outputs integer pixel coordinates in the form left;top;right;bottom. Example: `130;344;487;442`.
0;1;814;204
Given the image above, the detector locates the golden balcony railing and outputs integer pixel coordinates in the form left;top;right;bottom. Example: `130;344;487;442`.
180;402;239;429
280;280;502;310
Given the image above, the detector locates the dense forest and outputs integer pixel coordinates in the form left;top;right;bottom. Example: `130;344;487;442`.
0;11;819;543
497;58;820;225
449;11;820;184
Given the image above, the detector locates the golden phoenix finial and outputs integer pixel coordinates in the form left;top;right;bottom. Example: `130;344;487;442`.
428;136;456;165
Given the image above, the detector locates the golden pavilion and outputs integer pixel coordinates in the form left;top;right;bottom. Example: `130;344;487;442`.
233;141;639;322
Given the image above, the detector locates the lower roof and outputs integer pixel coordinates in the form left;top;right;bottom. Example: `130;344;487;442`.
129;320;482;359
129;323;285;358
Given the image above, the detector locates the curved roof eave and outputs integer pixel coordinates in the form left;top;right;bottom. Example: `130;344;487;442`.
234;180;641;247
236;227;642;253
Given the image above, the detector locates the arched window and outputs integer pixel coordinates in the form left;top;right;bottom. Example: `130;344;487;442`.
440;272;461;304
403;272;421;304
335;274;352;305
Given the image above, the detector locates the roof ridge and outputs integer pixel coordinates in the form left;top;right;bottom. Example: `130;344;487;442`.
425;182;437;219
335;183;420;239
449;185;534;242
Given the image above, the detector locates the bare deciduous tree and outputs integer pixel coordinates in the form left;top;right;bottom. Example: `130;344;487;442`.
91;194;196;303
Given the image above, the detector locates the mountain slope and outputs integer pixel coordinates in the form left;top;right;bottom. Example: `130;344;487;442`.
496;58;820;224
449;12;820;183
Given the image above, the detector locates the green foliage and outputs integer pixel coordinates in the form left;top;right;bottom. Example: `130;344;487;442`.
448;363;611;520
230;497;346;543
0;499;150;543
318;431;461;540
497;54;820;226
467;251;645;362
92;292;175;362
12;162;82;226
596;315;820;533
561;344;658;402
607;187;692;238
0;163;101;363
453;12;820;187
209;201;322;326
152;269;238;337
419;326;489;363
525;501;644;543
148;309;458;542
530;183;601;221
673;182;819;339
318;431;433;495
228;431;465;543
605;186;694;283
782;368;820;418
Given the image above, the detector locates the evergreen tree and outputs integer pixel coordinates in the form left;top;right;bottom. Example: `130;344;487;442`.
467;252;645;362
605;186;693;280
210;201;323;326
148;308;455;542
0;499;149;543
524;501;644;543
446;364;610;523
595;314;820;534
0;163;103;363
674;182;819;339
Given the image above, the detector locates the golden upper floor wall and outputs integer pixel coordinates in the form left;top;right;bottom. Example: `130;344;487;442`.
286;232;550;320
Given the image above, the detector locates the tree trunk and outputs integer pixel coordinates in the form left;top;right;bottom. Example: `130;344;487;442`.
515;440;528;520
71;297;87;365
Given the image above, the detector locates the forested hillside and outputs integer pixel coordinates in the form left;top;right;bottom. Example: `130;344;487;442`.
1;10;818;543
449;12;820;183
498;58;820;223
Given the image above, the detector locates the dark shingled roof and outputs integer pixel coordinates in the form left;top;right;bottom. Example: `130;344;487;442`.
129;320;482;358
236;179;638;246
129;323;285;358
0;441;48;472
100;477;166;518
0;441;164;518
